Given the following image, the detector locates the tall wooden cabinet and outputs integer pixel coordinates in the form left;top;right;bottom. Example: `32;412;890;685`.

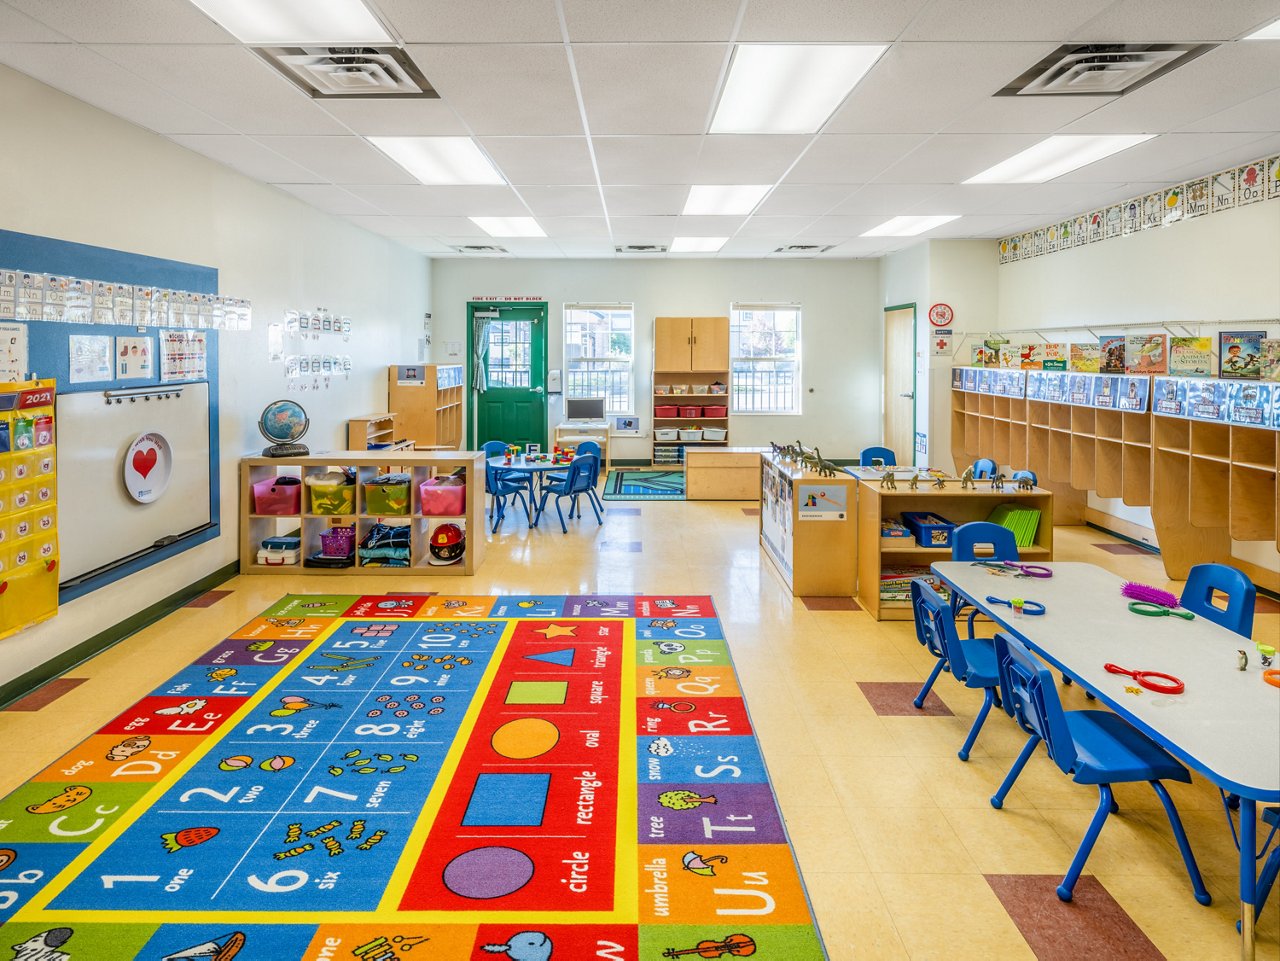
387;364;465;450
652;316;731;468
654;317;730;372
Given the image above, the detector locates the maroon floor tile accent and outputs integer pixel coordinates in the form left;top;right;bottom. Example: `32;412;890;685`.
607;507;641;516
857;681;953;717
802;596;862;611
600;541;642;552
985;874;1164;961
185;589;234;608
1092;542;1156;556
5;677;87;712
741;508;761;516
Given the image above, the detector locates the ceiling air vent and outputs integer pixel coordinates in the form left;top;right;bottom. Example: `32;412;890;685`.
256;46;437;99
770;245;835;257
997;43;1214;97
450;245;509;256
614;244;669;254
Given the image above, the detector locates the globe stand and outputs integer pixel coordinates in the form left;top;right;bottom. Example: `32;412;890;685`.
262;441;310;458
258;399;310;459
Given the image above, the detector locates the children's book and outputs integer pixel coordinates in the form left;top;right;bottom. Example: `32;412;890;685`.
1018;343;1043;369
1169;336;1213;377
1259;338;1280;382
1067;373;1093;406
1226;382;1270;427
1091;375;1120;409
1069;343;1100;372
1125;333;1167;374
1042;371;1068;403
998;345;1018;369
1186;380;1228;421
1152;377;1187;417
1219;330;1264;379
1099;335;1126;373
1041;342;1067;371
970;344;989;367
1117;376;1150;412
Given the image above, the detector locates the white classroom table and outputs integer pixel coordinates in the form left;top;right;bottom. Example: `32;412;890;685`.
932;561;1280;961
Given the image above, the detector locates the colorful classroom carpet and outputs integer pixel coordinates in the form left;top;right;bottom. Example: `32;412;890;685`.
602;470;686;501
0;594;826;960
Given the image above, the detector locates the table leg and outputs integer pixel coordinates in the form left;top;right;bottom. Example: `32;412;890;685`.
1241;796;1256;961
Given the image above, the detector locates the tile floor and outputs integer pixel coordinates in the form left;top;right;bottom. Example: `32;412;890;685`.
1;502;1276;960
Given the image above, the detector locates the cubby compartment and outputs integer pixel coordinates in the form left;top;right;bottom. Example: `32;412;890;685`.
1027;401;1049;428
1070;406;1095;437
1122;443;1152;507
1229;464;1277;541
1154;416;1190;454
1049;429;1073;483
1094;409;1122;441
1231;426;1278;469
1122;411;1151;446
1095;439;1124;499
1190;420;1230;461
1070;433;1096;490
1049;403;1072;431
1189;456;1230;527
1027;426;1050;479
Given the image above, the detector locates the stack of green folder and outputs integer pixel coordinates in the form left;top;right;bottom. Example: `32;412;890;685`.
987;504;1041;548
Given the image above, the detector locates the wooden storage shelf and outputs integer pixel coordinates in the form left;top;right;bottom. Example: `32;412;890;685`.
1070;434;1096;490
759;453;858;597
1122;411;1151;446
1188;456;1230;528
1121;443;1152;507
387;364;465;450
1095;439;1124;500
1229;464;1278;541
1232;426;1277;467
1095;409;1122;441
652;316;729;466
348;413;414;453
1191;420;1231;460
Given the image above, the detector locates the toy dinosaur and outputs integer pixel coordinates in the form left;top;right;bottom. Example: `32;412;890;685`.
907;471;919;490
933;474;946;489
880;469;897;490
959;465;975;490
811;447;838;478
1016;474;1034;491
990;471;1007;491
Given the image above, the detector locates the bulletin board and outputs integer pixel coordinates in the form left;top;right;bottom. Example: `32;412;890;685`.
0;229;221;601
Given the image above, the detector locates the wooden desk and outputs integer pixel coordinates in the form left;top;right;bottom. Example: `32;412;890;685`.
554;422;610;472
685;447;766;500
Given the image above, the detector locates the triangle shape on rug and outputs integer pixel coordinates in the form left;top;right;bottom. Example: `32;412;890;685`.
524;648;576;667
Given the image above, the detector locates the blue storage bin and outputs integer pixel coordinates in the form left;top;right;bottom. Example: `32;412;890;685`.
901;511;955;549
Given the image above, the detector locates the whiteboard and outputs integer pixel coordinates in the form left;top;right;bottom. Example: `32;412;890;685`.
56;383;212;582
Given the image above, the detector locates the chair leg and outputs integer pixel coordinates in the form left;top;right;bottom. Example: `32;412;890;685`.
958;686;995;762
965;608;980;639
513;490;531;528
913;658;947;709
586;489;603;525
1254;844;1280;922
554;495;568;534
1058;784;1114;901
991;733;1040;809
490;494;505;534
1150;780;1212;906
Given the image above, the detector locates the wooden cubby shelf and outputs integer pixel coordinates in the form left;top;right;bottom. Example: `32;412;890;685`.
651;316;730;469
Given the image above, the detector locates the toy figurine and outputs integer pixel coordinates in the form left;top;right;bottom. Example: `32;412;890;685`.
1016;473;1034;491
933;474;946;490
1238;650;1249;671
990;471;1006;491
810;447;838;478
907;471;919;491
960;465;975;490
880;470;897;490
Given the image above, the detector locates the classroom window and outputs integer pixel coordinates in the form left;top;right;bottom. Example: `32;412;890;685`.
563;304;634;414
730;304;801;414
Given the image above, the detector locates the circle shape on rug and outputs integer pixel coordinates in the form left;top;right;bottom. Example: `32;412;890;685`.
122;432;174;503
442;846;534;899
491;717;560;759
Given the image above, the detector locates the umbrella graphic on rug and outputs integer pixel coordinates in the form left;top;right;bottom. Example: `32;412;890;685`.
682;850;729;877
162;931;245;961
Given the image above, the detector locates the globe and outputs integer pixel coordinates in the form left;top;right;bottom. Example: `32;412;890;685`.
259;399;310;456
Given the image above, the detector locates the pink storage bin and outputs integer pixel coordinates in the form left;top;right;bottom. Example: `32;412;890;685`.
703;405;728;417
420;477;467;516
679;405;702;418
252;476;302;514
654;405;679;418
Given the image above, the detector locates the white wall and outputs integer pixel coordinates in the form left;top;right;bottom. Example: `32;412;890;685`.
0;66;427;685
429;258;881;461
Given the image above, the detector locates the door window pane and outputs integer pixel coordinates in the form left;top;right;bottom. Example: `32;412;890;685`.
486;320;531;388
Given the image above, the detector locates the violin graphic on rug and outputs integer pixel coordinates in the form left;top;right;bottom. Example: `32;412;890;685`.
662;933;756;958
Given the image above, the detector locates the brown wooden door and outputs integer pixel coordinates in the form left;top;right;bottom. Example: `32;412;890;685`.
883;307;916;465
690;316;729;370
654;317;692;371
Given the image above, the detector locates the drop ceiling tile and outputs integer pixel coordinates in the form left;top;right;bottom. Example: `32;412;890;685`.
901;0;1112;40
593;136;702;184
609;216;679;238
274;183;384;216
1051;131;1271;183
256;136;417;184
5;0;234;42
404;239;456;254
943;94;1113;134
674;214;747;234
496;238;564;255
754;184;856;216
345;215;414;237
718;238;782;255
873;133;1043;183
737;0;931;41
167;134;324;184
0;3;67;40
800;215;886;238
733;216;819;238
563;0;741;41
1155;132;1280;185
603;185;689;216
1070;0;1280;41
574;43;726;135
318;97;468;137
0;43;232;134
812;238;898;257
693;135;812;183
923;214;1026;238
409;44;581;136
555;241;617;256
1177;84;1280;133
91;44;347;135
345;184;529;217
376;0;562;42
831;183;945;215
826;42;1060;134
784;134;930;184
478;137;597;185
539;216;612;239
517;186;604;218
394;216;492;237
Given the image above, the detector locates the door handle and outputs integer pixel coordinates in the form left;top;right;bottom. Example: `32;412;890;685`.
531;386;544;394
899;392;914;399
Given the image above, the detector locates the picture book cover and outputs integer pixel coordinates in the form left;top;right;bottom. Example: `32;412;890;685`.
1125;333;1167;374
1153;377;1187;417
1259;338;1280;382
1025;370;1045;400
963;367;979;392
984;339;1009;367
977;369;993;393
1019;343;1043;369
1186;379;1228;421
1226;382;1270;427
1007;371;1027;398
1219;330;1264;379
1043;372;1068;403
1117;376;1151;413
1091;375;1120;409
998;344;1018;368
1099;335;1126;373
952;367;964;389
1070;343;1101;372
1042;343;1068;371
971;344;989;366
1068;373;1094;406
1169;337;1213;377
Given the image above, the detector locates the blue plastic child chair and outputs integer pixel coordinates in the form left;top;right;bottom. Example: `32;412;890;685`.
950;521;1020;638
989;632;1212;905
859;446;896;467
482;440;532;530
535;454;602;533
546;441;605;517
971;457;997;479
1180;563;1255;637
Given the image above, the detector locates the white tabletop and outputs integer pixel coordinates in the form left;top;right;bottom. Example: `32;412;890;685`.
932;561;1280;802
487;455;576;473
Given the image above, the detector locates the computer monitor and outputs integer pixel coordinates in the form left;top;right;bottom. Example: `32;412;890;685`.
565;396;605;422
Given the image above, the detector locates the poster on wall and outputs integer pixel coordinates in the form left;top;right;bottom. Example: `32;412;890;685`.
160;330;208;383
69;334;112;384
930;329;953;356
0;322;28;382
116;336;153;380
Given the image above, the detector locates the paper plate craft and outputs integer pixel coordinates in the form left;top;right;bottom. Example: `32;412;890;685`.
123;432;174;504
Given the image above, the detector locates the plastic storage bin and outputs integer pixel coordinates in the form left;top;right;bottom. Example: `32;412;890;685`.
679;405;702;418
708;382;728;394
252;476;302;514
257;535;301;566
420;476;466;516
319;526;356;557
678;428;703;441
306;473;355;514
654;405;679;418
363;473;411;515
669;384;690;395
654;428;679;441
901;511;956;549
702;427;727;441
703;405;728;417
654;384;672;395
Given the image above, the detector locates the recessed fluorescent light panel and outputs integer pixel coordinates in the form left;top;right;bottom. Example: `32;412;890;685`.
1244;18;1280;38
670;237;728;253
964;134;1155;184
368;137;505;185
711;44;887;134
862;215;961;237
470;217;546;238
188;0;391;44
682;185;771;216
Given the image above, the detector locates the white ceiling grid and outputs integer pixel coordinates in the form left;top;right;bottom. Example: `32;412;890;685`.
0;0;1277;258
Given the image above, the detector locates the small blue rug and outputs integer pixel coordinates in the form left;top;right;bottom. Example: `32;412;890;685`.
601;469;685;500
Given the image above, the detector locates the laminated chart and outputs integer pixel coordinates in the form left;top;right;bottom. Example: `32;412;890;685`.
0;594;826;960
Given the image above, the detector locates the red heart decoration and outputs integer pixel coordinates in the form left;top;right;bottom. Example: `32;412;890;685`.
45;560;56;573
132;447;158;479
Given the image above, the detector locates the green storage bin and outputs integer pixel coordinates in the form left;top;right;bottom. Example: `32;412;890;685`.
363;473;411;515
309;482;354;515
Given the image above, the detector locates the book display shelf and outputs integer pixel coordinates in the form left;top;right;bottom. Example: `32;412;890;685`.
239;451;485;576
387;364;464;450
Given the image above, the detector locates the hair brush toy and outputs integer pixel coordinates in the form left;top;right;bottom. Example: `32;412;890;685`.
1121;581;1180;609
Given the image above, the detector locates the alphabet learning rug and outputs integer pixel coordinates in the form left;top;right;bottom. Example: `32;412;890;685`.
0;594;826;960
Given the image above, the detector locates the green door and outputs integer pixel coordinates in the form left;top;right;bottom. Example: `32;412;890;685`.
469;302;547;450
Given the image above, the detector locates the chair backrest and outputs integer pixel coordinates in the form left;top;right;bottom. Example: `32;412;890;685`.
574;442;602;484
859;446;896;467
951;521;1019;562
992;632;1078;775
1180;563;1256;638
481;441;509;494
971;458;996;478
481;440;508;458
1010;469;1038;486
565;454;597;493
910;579;947;658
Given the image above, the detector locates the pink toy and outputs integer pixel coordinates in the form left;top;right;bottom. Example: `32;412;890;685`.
1121;581;1180;609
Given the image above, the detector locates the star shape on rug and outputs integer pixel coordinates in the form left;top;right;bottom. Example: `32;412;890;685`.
534;624;577;639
